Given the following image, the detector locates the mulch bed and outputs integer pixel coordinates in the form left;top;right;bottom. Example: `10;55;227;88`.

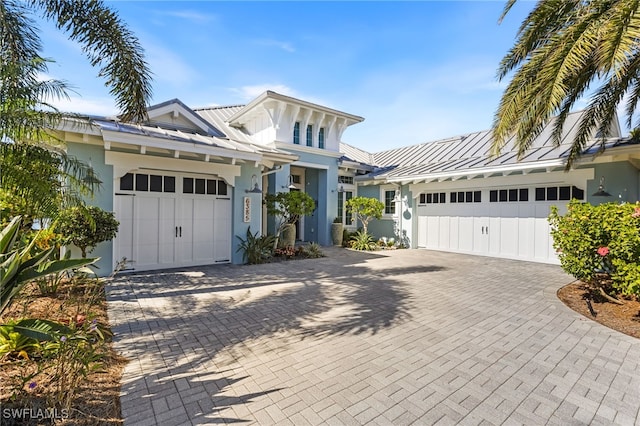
557;281;640;339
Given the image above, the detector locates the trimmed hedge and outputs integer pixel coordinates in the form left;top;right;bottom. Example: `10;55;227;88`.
549;200;640;296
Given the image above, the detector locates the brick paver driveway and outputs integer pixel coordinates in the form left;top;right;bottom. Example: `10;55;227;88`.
107;248;640;425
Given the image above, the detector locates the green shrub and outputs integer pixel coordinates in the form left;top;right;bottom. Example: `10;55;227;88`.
550;200;640;296
236;227;276;264
301;242;324;258
350;230;377;251
57;206;119;258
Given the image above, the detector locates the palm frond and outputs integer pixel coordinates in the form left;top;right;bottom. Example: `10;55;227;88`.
33;0;153;122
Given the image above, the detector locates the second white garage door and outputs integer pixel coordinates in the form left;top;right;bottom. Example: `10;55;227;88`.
416;185;582;264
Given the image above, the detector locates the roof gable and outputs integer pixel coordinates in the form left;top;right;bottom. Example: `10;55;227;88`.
145;99;226;137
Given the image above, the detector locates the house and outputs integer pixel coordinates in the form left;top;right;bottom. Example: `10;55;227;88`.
342;111;640;264
58;91;640;274
59;91;364;273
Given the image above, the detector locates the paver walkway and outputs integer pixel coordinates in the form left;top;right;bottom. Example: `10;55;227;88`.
107;248;640;425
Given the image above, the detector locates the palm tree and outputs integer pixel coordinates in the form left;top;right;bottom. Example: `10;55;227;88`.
493;0;640;168
0;0;152;222
1;0;152;135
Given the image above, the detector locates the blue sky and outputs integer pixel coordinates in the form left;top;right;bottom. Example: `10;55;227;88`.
40;1;537;153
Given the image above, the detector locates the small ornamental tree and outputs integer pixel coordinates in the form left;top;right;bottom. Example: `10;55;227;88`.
549;200;640;297
264;191;315;247
345;196;384;234
57;206;120;258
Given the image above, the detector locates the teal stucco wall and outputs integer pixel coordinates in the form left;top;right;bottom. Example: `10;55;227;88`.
65;142;114;275
231;164;265;264
586;161;640;205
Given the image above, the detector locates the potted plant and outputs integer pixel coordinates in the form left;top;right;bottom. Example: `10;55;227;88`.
331;217;343;246
264;191;315;248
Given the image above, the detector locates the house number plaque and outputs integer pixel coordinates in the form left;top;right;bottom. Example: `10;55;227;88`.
243;197;251;222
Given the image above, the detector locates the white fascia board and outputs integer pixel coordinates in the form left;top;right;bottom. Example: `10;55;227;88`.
274;141;344;158
105;151;241;185
101;129;262;163
230;91;364;125
386;159;566;184
291;160;330;170
57;118;102;136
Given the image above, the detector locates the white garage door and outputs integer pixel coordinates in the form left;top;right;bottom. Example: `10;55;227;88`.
416;186;580;264
113;172;231;272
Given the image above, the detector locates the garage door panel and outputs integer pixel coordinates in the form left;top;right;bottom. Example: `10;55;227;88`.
136;197;161;266
459;217;473;252
439;217;450;250
417;216;427;247
214;198;232;262
114;195;134;267
159;198;176;265
500;218;518;256
427;216;439;248
449;217;459;250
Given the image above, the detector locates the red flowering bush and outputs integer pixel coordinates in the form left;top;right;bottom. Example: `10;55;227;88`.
550;200;640;296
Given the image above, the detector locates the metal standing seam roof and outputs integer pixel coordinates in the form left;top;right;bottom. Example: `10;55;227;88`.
92;117;290;157
355;110;629;181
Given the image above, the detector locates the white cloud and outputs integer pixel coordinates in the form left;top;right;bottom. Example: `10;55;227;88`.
154;10;216;24
47;96;118;117
254;39;296;53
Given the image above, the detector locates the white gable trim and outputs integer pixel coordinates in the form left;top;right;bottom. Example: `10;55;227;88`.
147;101;220;136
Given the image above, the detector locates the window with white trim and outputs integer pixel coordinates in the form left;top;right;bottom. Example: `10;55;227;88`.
306;124;313;147
384;190;396;215
319;127;325;149
293;122;300;144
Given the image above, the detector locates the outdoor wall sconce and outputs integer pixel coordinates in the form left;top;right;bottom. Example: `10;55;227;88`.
592;176;612;197
245;175;262;193
281;175;296;189
333;184;344;193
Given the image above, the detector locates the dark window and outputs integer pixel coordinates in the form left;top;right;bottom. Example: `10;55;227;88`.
293;122;300;144
559;186;571;200
120;173;134;191
508;189;518;202
420;194;426;204
499;189;508;202
490;190;498;202
474;191;481;202
426;193;432;203
572;186;584;200
183;177;194;194
195;178;206;194
519;188;528;201
440;193;446;204
450;192;457;203
384;190;396;213
464;191;471;203
547;187;558;201
207;179;217;195
458;191;464;201
150;175;162;192
218;180;228;196
164;176;175;193
135;174;148;191
535;187;545;201
433;193;439;204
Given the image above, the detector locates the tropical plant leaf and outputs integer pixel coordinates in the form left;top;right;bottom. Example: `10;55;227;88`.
0;216;21;254
13;318;72;341
15;257;98;285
